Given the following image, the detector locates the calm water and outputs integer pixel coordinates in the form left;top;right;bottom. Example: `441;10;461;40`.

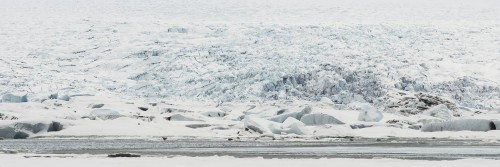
1;138;500;160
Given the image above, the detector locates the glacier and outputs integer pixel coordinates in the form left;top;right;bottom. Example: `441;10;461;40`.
1;0;500;139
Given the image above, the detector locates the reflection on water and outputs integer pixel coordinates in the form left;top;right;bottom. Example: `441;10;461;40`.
1;138;500;160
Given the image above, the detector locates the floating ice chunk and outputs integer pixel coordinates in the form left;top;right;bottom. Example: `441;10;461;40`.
408;124;422;130
132;115;155;122
0;127;20;139
14;122;49;133
58;94;70;101
300;113;345;125
320;97;334;105
49;93;68;101
1;93;28;103
89;103;105;109
245;116;309;135
421;119;497;132
0;121;64;139
494;121;500;130
358;105;383;122
49;93;58;99
0;127;30;139
167;27;188;33
350;124;373;129
89;109;122;120
424;104;452;120
243;115;283;135
161;108;194;114
202;111;226;117
298;106;313;118
138;107;149;111
269;111;297;123
185;124;211;129
282;117;311;135
269;106;312;123
418;118;443;125
165;114;204;121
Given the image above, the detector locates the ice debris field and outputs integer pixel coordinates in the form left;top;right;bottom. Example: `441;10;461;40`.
1;0;500;140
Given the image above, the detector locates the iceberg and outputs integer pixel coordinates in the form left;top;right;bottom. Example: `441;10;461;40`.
421;119;498;132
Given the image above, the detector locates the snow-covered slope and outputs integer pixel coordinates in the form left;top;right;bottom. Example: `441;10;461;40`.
1;0;500;139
